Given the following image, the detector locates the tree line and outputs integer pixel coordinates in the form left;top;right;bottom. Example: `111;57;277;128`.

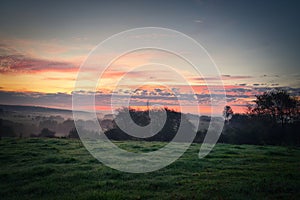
1;89;299;146
219;89;300;145
104;89;300;145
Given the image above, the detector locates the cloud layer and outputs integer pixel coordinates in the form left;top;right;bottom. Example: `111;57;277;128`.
1;85;299;115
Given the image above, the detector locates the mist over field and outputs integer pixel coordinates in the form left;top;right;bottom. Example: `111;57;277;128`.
0;104;206;138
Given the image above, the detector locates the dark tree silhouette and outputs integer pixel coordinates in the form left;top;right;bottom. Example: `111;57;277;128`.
40;128;55;138
68;128;79;139
105;107;195;142
0;119;16;139
223;105;234;124
250;89;299;127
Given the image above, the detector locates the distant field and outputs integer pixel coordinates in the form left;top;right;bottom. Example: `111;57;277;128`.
0;138;299;199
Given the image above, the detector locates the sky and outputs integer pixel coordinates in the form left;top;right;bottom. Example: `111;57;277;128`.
0;0;299;115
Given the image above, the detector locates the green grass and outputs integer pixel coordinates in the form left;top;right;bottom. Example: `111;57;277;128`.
0;138;299;199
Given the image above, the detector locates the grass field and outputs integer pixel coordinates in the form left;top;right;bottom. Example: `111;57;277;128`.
0;138;299;199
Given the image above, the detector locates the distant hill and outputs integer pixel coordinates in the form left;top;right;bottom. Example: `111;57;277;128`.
0;104;217;131
0;104;73;114
0;104;105;120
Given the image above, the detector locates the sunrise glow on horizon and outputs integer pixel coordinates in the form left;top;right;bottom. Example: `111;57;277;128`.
0;1;299;115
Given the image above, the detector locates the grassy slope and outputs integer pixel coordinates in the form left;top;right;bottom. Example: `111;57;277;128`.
0;138;299;200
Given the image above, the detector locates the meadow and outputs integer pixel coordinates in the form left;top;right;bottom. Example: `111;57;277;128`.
0;138;299;199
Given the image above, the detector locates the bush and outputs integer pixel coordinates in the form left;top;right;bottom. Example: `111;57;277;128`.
68;128;79;139
39;128;56;138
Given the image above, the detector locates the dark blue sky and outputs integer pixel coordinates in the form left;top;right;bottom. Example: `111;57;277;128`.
1;0;299;76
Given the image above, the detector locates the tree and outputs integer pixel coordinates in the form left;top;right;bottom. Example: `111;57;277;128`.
105;107;195;142
250;89;299;127
223;105;233;124
68;128;79;139
40;128;56;138
0;119;16;139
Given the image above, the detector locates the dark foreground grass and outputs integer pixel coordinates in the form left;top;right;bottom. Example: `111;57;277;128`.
0;138;299;200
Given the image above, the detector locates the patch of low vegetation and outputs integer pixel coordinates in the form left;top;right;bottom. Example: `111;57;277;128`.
0;138;299;199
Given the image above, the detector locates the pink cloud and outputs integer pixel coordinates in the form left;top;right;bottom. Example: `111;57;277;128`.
0;55;78;74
